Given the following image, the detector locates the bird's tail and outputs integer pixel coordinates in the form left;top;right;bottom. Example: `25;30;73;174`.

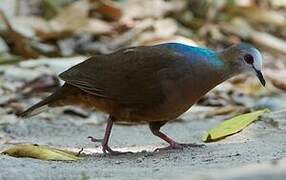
18;85;67;118
18;98;51;118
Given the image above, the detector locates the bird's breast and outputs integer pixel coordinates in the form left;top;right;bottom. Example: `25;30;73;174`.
141;70;224;121
114;60;227;122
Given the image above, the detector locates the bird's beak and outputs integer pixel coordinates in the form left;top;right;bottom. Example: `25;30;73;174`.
253;67;266;86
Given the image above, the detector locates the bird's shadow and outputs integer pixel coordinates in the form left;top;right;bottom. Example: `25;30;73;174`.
79;144;207;159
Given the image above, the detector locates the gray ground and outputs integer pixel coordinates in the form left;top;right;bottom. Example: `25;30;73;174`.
0;58;286;180
0;107;286;180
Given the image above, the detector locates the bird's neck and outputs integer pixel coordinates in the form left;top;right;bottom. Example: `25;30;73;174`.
166;43;238;84
218;46;244;76
179;57;233;104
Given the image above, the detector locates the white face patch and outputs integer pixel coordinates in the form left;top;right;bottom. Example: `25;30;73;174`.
251;48;263;71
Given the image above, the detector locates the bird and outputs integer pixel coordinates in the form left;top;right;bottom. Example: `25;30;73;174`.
19;42;265;154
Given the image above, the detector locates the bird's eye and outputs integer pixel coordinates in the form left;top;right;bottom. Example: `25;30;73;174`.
244;54;254;64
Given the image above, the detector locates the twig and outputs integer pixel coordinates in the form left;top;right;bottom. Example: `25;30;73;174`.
77;148;84;156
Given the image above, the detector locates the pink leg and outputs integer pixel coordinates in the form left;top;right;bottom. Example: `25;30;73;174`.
88;116;131;155
149;121;205;151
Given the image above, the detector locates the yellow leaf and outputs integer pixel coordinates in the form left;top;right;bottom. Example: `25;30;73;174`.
2;144;82;161
202;109;269;142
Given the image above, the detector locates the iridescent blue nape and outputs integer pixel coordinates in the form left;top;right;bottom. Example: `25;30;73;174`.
162;43;224;69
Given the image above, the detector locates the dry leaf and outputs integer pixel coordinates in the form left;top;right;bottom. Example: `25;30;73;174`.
136;18;178;45
0;11;40;59
35;0;89;41
2;144;82;161
221;18;286;54
50;0;89;33
90;0;122;21
202;109;269;142
121;0;184;22
109;18;154;48
81;19;113;35
35;0;113;41
226;5;286;27
251;32;286;55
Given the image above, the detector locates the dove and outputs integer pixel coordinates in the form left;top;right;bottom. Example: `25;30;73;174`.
19;42;265;154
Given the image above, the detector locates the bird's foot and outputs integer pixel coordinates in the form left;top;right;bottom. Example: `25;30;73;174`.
154;142;205;152
88;136;132;155
102;145;132;155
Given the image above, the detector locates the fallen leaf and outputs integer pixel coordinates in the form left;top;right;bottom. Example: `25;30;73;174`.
221;18;286;55
226;5;286;27
202;109;269;142
50;0;89;33
108;18;154;48
136;18;178;45
250;31;286;55
90;0;122;21
2;144;82;161
35;0;89;41
81;18;113;35
121;0;185;22
35;0;113;41
0;11;41;59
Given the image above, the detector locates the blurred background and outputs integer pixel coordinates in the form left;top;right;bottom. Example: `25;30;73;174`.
0;0;286;118
0;1;286;179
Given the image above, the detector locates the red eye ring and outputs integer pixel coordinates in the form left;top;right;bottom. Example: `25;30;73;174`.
244;54;254;64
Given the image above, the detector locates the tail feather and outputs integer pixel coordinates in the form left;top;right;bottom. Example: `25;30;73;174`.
19;103;49;118
18;85;68;118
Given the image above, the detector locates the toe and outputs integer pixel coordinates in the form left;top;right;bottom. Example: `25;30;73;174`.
88;136;103;143
102;145;132;155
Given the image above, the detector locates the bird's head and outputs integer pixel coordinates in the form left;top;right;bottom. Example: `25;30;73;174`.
220;43;265;86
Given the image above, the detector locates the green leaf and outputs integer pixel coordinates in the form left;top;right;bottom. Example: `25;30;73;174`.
202;109;269;142
2;144;82;161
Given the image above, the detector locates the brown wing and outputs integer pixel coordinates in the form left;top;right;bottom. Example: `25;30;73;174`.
59;45;185;107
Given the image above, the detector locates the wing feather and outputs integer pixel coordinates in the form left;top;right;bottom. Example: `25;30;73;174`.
59;45;186;107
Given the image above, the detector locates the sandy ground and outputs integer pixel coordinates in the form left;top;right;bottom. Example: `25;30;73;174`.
0;107;286;180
